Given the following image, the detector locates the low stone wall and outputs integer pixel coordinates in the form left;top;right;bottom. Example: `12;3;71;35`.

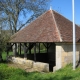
9;57;49;72
33;62;49;72
11;57;33;68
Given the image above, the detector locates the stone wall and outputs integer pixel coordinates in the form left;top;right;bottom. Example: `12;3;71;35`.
61;43;80;67
9;57;49;72
54;43;80;71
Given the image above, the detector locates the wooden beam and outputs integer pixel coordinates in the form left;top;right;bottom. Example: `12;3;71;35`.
43;43;47;48
43;43;51;48
29;43;31;54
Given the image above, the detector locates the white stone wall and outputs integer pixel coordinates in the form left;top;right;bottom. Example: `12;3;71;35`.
54;43;80;71
55;45;62;70
61;43;79;67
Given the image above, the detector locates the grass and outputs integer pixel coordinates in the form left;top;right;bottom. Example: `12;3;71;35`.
0;63;80;80
1;51;80;80
2;51;13;60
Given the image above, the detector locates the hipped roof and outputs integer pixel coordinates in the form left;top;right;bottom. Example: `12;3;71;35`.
9;10;80;43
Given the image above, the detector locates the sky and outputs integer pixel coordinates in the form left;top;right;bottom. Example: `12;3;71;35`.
49;0;80;25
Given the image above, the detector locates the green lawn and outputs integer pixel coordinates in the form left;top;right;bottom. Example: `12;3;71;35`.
2;51;13;60
0;63;80;80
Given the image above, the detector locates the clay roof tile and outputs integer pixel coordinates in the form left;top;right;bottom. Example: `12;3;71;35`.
9;10;80;43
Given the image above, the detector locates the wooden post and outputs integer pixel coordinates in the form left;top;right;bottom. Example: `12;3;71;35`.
15;43;17;57
24;43;27;59
47;43;48;53
39;43;40;53
34;43;36;62
29;43;31;54
20;43;21;55
13;43;17;57
17;43;19;54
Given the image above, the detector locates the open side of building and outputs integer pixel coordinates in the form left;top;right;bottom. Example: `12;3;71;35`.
7;10;80;72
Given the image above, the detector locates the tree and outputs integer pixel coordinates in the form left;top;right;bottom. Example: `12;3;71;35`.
0;32;3;61
0;0;50;34
0;23;10;61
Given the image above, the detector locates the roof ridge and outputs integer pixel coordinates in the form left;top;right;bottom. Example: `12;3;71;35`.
52;10;79;26
50;10;62;42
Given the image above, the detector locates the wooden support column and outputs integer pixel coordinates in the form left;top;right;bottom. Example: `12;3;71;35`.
16;43;19;56
20;43;21;56
13;43;17;57
24;43;27;59
47;43;48;53
17;43;19;54
39;43;40;53
29;43;31;54
34;43;36;62
15;43;17;57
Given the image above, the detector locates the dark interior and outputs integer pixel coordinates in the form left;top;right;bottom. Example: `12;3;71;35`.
19;43;56;72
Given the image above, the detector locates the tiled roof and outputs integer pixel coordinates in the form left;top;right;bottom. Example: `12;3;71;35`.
9;10;80;43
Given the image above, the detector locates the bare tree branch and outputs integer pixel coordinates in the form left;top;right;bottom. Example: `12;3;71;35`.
0;0;50;34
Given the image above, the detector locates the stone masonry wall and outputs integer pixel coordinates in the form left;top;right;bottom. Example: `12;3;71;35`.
9;57;49;72
61;43;80;67
54;43;80;71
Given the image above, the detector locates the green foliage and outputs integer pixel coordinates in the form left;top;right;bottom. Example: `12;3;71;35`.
0;63;80;80
0;33;10;52
2;51;6;60
0;32;10;61
2;51;13;60
40;43;46;51
0;37;3;52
